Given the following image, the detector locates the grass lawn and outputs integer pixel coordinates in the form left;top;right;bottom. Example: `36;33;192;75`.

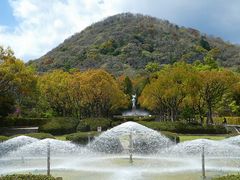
179;134;227;142
55;135;67;141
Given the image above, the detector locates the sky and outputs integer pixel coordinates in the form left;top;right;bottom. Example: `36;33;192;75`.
0;0;240;62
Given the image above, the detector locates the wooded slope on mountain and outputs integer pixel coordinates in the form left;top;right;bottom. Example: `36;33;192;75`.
31;13;240;75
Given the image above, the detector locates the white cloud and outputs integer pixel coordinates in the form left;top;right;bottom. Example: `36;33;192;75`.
0;0;121;61
1;0;240;61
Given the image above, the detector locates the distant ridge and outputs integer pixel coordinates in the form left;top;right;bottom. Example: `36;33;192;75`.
30;13;240;75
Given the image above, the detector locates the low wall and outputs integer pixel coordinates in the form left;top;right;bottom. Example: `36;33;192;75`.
0;127;39;136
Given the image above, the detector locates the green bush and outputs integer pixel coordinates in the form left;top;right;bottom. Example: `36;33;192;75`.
113;115;155;122
213;117;240;125
0;118;48;127
66;131;100;144
39;117;78;135
77;118;111;132
111;120;122;127
212;174;240;180
0;174;58;180
139;121;227;134
0;135;9;142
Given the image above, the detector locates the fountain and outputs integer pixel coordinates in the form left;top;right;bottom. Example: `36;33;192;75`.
0;122;240;180
122;94;149;116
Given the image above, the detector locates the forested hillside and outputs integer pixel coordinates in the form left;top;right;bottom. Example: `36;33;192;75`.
31;13;240;75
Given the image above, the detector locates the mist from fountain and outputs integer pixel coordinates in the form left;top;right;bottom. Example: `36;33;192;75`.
162;139;240;157
89;121;172;154
1;122;240;180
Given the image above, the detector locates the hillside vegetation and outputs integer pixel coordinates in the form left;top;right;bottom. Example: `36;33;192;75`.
30;13;240;76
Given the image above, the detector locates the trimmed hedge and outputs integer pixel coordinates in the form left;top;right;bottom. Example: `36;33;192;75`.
0;174;58;180
213;117;240;125
39;117;78;135
77;118;111;132
66;131;100;144
212;174;240;180
0;118;48;127
17;133;55;139
139;121;227;134
0;135;9;142
113;115;156;122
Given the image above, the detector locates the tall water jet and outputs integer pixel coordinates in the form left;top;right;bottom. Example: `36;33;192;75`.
89;121;173;154
129;131;133;163
47;142;50;176
201;146;206;180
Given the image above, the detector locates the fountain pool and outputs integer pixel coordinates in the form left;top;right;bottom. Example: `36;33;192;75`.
0;122;240;180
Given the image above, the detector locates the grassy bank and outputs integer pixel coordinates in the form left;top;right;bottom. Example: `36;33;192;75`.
212;174;240;180
0;174;58;180
179;134;227;142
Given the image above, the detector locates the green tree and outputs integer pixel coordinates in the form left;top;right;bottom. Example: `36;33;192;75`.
0;46;37;117
199;36;211;51
140;62;195;121
145;62;160;73
199;70;235;124
123;76;133;96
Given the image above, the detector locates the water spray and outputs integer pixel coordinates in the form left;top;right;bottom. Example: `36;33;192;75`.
47;142;50;176
202;146;206;180
129;131;133;164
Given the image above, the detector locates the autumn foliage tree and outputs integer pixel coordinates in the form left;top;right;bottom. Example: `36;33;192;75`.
139;62;240;124
0;46;37;117
38;69;128;118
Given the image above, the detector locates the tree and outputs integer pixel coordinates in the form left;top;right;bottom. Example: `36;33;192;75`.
145;62;160;73
0;46;37;117
123;76;133;96
140;62;195;121
38;70;73;117
38;69;128;118
199;36;211;51
79;69;128;117
199;70;235;124
0;95;15;117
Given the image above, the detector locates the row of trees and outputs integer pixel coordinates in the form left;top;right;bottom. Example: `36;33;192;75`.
1;46;240;125
38;69;128;118
140;62;240;124
0;46;128;118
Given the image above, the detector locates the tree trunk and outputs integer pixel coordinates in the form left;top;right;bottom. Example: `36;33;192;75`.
171;108;174;122
207;104;213;125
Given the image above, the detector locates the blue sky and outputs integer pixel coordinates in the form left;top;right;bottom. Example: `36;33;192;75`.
0;0;240;62
0;1;16;27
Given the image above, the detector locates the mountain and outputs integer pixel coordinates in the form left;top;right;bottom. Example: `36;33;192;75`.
30;13;240;75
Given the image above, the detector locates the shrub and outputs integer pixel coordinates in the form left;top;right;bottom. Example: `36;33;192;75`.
113;115;155;122
66;131;100;144
77;118;111;132
18;133;55;139
213;117;240;125
212;174;240;180
0;174;58;180
111;120;122;127
39;117;78;135
138;121;227;134
0;136;9;142
0;118;48;127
